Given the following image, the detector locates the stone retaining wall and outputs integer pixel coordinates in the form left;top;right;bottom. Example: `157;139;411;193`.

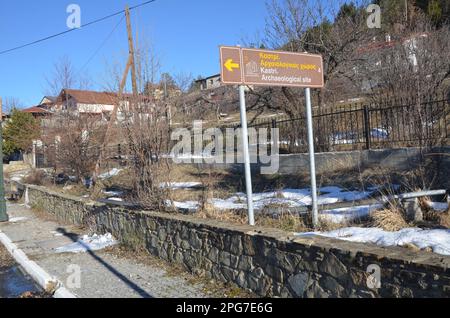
25;184;450;298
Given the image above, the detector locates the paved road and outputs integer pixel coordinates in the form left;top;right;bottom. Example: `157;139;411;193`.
0;244;41;298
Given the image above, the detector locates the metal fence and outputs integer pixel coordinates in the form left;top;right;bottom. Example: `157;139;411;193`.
36;94;449;169
233;94;449;153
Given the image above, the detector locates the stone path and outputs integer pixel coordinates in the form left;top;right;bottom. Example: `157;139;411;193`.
0;203;231;298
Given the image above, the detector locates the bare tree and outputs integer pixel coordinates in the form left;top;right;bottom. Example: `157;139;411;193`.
262;0;372;110
117;41;173;210
45;56;78;96
42;112;105;182
2;97;23;114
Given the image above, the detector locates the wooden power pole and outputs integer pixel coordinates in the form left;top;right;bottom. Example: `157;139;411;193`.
93;5;138;181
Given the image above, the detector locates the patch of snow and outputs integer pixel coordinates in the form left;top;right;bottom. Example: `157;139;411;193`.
297;227;450;256
168;200;200;210
108;198;124;202
8;217;28;223
55;233;117;254
166;186;376;213
160;182;202;190
427;202;449;212
98;168;122;180
320;204;383;224
103;190;124;197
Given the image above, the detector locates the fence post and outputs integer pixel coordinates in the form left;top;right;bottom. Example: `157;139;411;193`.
363;105;371;150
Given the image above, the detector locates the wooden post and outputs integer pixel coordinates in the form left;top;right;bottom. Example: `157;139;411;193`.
93;5;138;181
125;5;138;96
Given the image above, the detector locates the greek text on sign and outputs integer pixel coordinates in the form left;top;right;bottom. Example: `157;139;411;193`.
220;46;324;88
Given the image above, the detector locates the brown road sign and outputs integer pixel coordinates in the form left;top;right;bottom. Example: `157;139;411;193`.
220;46;243;85
219;46;324;88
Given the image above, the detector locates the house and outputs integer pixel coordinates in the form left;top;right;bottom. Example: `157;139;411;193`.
55;89;118;115
22;106;53;119
195;74;221;91
52;88;157;122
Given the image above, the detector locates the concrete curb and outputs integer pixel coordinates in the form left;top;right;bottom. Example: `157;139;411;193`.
0;230;77;298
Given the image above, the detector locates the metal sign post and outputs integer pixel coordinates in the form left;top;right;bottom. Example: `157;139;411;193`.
238;85;255;226
305;88;318;228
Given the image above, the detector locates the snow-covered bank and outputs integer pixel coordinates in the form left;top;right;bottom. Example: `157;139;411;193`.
297;227;450;256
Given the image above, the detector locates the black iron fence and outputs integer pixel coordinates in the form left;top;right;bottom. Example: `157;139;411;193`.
36;94;450;169
231;94;449;153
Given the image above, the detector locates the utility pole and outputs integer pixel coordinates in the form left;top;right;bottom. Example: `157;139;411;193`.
93;5;138;181
0;97;8;222
405;0;408;23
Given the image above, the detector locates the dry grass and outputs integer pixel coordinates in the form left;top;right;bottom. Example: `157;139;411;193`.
257;211;309;232
420;197;450;229
370;208;410;232
23;169;47;186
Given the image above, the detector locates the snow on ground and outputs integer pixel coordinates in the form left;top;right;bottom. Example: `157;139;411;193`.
103;190;124;197
98;168;122;180
168;186;379;221
169;200;200;211
160;182;203;190
108;197;124;202
426;202;449;212
297;227;450;256
8;217;28;223
55;233;117;254
319;204;384;223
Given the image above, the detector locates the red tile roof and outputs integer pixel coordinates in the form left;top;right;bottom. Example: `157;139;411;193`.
58;89;118;105
22;106;52;114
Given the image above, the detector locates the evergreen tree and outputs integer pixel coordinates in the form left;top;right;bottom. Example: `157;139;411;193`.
3;109;40;156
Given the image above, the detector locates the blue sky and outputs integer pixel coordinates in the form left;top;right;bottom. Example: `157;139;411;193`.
0;0;268;107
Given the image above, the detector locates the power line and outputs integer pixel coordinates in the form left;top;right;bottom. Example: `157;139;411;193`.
76;15;125;76
0;0;156;56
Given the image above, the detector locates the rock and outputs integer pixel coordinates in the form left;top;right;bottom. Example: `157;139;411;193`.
265;264;284;283
403;198;423;222
288;272;311;297
319;253;348;279
230;236;243;255
238;255;254;271
306;282;330;298
320;276;344;297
